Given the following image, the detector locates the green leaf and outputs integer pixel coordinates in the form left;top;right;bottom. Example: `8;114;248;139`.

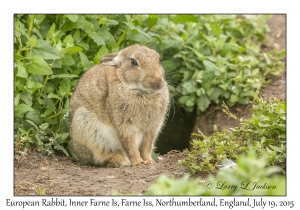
186;100;195;107
220;43;232;55
63;97;70;113
62;35;74;47
258;122;270;128
202;69;215;83
232;43;245;53
97;45;109;59
269;145;282;153
97;26;116;46
263;53;271;65
15;103;34;116
41;107;54;118
58;133;70;141
16;20;29;39
148;15;158;28
231;86;241;94
64;15;79;22
54;144;69;156
86;30;105;46
210;22;222;36
47;23;56;38
26;35;37;48
26;109;42;125
76;42;89;51
48;93;62;101
26;79;43;93
79;52;91;70
49;74;78;79
52;59;61;68
231;29;243;39
107;19;119;25
230;94;239;103
215;148;224;155
172;15;198;24
240;90;255;98
40;123;49;130
151;151;157;160
187;46;206;61
28;56;53;75
197;94;211;112
61;46;83;56
238;97;249;105
15;78;26;92
161;60;178;72
160;39;176;51
44;82;57;93
14;94;21;106
62;15;92;31
58;78;71;97
203;60;216;71
178;96;190;104
26;119;38;130
127;30;151;43
61;54;75;66
209;88;222;102
30;40;61;60
17;60;28;78
20;91;33;106
182;82;196;93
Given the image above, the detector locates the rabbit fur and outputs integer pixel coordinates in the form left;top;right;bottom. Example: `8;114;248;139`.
70;44;169;167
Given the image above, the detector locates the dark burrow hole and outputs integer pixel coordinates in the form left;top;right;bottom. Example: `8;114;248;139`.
155;105;198;154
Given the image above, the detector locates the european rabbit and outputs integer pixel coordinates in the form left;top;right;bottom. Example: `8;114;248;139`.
70;44;169;167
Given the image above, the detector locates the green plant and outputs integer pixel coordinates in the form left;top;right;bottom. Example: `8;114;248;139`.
179;91;286;174
145;174;202;195
169;15;285;112
145;149;285;195
37;188;47;196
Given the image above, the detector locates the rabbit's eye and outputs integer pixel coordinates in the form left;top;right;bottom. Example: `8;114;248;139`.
130;58;138;66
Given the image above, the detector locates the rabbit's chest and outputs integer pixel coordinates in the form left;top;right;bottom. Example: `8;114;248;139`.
108;88;166;129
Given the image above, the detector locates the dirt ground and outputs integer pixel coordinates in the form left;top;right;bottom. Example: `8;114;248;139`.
14;15;286;196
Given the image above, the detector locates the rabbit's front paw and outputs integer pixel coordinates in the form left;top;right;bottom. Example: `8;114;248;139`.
134;158;156;166
131;156;145;166
142;158;156;164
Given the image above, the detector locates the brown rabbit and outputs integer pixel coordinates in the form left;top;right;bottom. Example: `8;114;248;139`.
70;44;169;167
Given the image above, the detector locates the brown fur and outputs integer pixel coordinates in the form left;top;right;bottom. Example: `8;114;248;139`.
70;44;169;167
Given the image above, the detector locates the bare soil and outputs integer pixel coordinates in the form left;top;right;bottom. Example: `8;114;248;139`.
14;15;286;196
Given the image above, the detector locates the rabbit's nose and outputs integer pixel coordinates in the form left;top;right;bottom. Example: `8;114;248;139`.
152;78;164;90
153;82;161;90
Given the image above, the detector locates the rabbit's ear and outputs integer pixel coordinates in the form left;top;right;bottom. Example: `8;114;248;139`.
100;52;118;63
100;50;124;67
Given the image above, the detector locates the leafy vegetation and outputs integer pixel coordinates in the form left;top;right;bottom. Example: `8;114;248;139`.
162;15;285;112
14;14;285;156
179;91;286;174
145;149;285;195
